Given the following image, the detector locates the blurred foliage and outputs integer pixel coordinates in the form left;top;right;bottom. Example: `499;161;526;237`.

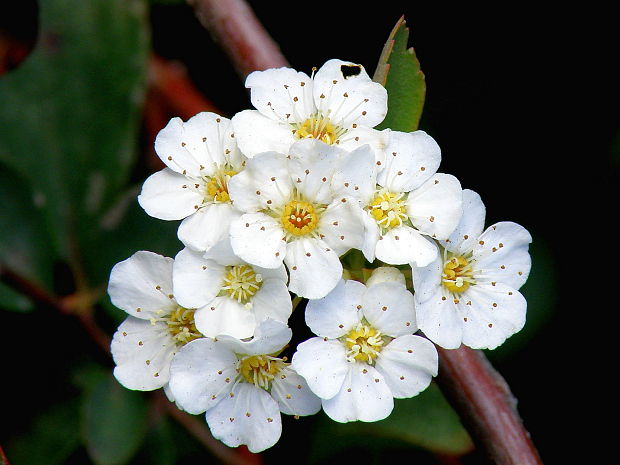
0;1;556;464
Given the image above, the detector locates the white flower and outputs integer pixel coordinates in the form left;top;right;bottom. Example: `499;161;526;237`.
231;59;388;158
108;251;203;391
350;130;463;266
412;189;532;350
227;139;373;299
291;276;438;423
168;320;321;453
172;243;291;340
138;112;246;252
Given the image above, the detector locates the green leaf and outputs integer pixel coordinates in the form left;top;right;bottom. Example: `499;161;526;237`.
5;399;81;465
81;374;149;465
0;163;55;291
310;382;473;462
373;16;426;132
0;0;149;261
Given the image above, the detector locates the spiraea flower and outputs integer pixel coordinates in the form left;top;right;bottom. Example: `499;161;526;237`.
227;139;373;299
353;130;464;266
412;189;532;349
231;59;388;158
108;251;202;391
138;112;245;252
172;244;291;339
292;274;438;423
168;320;321;452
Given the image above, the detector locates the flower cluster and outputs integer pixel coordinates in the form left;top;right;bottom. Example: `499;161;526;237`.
108;59;532;452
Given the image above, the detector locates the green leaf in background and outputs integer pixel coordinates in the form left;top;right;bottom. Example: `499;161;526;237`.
310;382;473;463
81;373;149;465
0;0;149;263
0;163;55;291
5;399;82;465
373;16;426;132
0;282;34;313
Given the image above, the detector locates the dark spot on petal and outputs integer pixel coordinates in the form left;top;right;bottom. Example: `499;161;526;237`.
341;64;362;79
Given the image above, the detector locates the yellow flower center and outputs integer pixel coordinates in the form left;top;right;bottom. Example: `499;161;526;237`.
222;265;262;304
280;199;320;237
162;307;202;346
205;169;237;203
368;190;409;231
238;355;286;390
293;113;345;145
343;323;385;364
442;253;476;293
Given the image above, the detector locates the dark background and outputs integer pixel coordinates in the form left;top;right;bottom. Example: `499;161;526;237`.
2;1;615;464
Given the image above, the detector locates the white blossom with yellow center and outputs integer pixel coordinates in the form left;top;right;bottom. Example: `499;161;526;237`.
108;251;203;392
343;130;464;266
168;320;321;453
292;274;438;423
412;189;532;350
138;112;247;253
171;245;291;340
228;139;373;299
231;59;389;160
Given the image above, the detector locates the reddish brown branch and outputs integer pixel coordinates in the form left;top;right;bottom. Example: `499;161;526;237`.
187;0;289;80
0;445;10;465
435;346;543;465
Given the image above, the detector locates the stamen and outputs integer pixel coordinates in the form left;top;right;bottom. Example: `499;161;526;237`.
341;323;386;364
442;252;477;293
237;355;286;390
222;265;263;304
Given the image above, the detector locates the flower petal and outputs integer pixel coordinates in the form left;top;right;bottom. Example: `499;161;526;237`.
284;237;342;299
205;383;283;453
287;139;342;205
194;296;257;339
473;221;532;290
177;202;241;252
338;127;389;165
250;279;293;326
442;189;486;254
407;173;463;240
362;282;417;337
246;67;314;123
322;364;393;423
460;282;527;350
137;168;203;220
410;251;443;304
168;338;238;414
154;113;232;177
270;366;322;416
318;199;366;256
111;317;176;391
231;110;297;158
230;213;287;269
414;287;463;349
375;334;438;399
305;279;365;338
312;59;388;128
377;130;441;193
228;151;293;213
291;337;349;400
172;247;225;309
108;251;175;319
217;319;292;357
331;144;377;205
375;226;438;266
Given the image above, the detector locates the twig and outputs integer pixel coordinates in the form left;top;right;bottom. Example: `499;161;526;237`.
435;346;543;465
186;0;289;80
